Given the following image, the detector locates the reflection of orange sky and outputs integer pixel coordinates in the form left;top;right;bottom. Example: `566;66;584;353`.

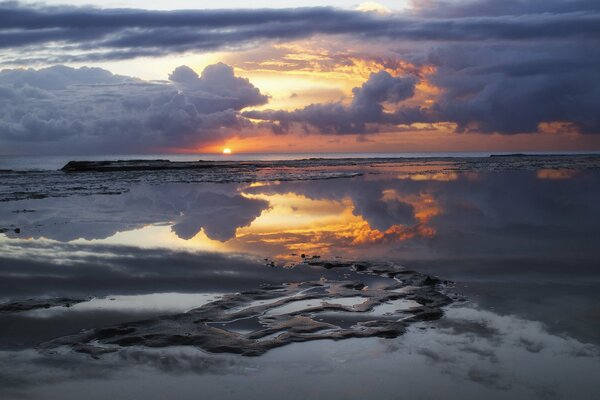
381;190;441;223
396;172;459;181
536;169;578;180
247;187;443;256
213;190;439;259
92;188;441;261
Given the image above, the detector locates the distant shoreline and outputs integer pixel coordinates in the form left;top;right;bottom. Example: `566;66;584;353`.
60;154;600;173
2;152;600;172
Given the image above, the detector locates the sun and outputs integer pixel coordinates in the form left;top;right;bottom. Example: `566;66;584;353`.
222;148;232;154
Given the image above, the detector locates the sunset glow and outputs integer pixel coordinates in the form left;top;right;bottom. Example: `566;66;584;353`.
0;1;597;155
1;2;599;398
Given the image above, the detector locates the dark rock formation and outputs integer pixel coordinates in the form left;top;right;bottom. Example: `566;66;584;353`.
40;261;452;357
0;297;89;313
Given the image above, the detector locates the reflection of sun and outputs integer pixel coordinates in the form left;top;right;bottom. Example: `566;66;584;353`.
222;148;232;154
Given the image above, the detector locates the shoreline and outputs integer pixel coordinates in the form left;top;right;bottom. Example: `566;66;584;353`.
60;153;600;172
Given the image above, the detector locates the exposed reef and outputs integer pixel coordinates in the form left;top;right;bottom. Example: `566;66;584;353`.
60;159;376;173
0;297;89;313
2;155;600;202
40;261;452;357
62;160;225;172
61;155;600;173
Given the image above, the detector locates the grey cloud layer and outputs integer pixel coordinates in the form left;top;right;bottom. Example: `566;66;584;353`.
0;63;267;152
1;2;599;63
423;43;600;134
413;0;600;17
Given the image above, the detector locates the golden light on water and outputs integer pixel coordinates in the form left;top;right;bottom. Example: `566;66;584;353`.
222;148;232;154
82;188;440;261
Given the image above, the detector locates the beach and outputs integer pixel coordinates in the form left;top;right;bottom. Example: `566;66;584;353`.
1;155;599;399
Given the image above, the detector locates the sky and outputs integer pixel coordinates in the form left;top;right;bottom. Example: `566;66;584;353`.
0;0;599;155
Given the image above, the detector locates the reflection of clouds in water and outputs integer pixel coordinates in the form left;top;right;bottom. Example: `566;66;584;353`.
0;183;268;242
169;190;268;241
1;305;598;400
2;171;600;352
25;293;222;317
0;241;314;298
0;241;331;350
0;169;598;399
387;306;599;398
247;177;419;232
2;171;599;261
0;348;250;398
245;170;600;260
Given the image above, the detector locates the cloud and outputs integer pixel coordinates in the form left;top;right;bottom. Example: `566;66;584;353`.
0;2;599;64
413;0;600;18
245;71;417;134
248;42;600;135
168;63;269;114
0;1;599;145
419;43;600;134
0;63;267;153
356;2;392;15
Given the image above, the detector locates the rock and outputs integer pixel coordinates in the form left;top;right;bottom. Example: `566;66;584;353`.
40;261;453;358
0;297;89;313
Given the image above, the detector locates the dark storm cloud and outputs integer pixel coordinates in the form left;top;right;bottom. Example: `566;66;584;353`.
414;0;600;17
401;0;600;135
245;71;418;135
419;42;600;134
0;2;599;63
0;63;267;152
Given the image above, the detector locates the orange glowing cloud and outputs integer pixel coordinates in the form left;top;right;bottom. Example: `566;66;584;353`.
224;40;434;110
164;44;600;155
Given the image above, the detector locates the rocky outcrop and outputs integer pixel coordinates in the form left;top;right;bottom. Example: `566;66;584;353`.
40;261;453;357
0;297;89;313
